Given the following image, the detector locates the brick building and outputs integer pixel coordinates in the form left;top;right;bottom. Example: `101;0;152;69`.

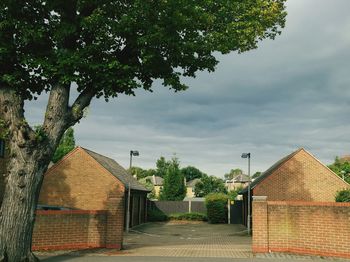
241;148;350;226
39;146;149;228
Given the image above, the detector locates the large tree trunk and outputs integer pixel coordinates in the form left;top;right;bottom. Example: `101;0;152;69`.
0;150;49;262
0;87;71;261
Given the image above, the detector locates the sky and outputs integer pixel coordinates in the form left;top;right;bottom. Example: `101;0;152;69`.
25;0;350;178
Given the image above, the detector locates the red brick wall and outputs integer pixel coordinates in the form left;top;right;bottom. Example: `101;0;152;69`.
33;197;124;251
33;210;107;250
253;149;349;201
253;198;350;259
38;147;125;210
36;148;126;250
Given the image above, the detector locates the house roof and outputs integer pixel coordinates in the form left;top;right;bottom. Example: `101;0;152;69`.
233;174;250;183
187;178;201;187
240;148;304;194
82;147;149;192
144;175;163;186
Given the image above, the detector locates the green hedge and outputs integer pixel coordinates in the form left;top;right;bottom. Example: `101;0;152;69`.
335;189;350;202
169;212;208;221
205;193;228;224
147;209;169;222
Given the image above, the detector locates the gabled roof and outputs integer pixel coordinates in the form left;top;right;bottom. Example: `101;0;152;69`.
240;148;304;194
187;178;201;187
240;148;350;194
82;147;149;192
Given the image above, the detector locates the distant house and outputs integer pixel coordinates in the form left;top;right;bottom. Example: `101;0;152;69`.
39;146;150;228
186;178;201;198
143;175;164;197
240;148;350;226
225;174;250;192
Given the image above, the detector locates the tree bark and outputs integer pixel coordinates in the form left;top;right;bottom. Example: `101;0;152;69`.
0;153;48;262
0;87;67;261
0;86;94;261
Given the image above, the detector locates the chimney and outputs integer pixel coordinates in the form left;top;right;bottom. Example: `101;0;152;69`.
184;177;187;186
152;175;156;184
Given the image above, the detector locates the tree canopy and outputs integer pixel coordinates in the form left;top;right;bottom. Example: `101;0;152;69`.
181;166;206;181
159;157;186;201
194;174;227;197
224;168;243;180
1;0;286;101
328;157;350;184
52;127;75;163
129;166;157;180
252;171;262;179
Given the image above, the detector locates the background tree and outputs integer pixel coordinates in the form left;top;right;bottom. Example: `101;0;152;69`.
328;157;350;183
194;175;227;197
129;167;157;180
159;157;186;201
224;168;243;180
335;189;350;202
156;156;170;178
252;171;262;179
0;1;286;260
227;186;243;200
181;166;205;182
139;177;157;200
52;127;75;163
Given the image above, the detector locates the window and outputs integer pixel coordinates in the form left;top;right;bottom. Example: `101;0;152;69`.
0;139;5;158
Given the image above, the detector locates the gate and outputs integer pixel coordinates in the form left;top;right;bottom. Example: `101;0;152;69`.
229;200;243;224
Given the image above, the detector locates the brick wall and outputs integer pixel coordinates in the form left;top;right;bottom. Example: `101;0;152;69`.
253;197;350;259
33;210;107;250
33;197;124;251
253;149;349;201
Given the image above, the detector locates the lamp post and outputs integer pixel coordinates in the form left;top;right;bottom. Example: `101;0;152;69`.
241;152;251;235
126;150;139;233
129;150;139;170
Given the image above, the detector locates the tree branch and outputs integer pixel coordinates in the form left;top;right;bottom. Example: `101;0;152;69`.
42;85;70;146
69;87;95;125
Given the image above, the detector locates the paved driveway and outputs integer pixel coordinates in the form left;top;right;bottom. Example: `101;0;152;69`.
122;221;252;258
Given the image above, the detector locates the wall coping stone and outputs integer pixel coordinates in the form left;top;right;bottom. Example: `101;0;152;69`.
252;196;267;201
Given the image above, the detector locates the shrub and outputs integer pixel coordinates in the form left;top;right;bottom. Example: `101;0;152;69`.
335;189;350;202
205;193;228;224
147;209;169;222
169;212;208;221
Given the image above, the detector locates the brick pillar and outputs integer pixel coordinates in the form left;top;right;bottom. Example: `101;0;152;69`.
252;196;268;253
106;197;124;250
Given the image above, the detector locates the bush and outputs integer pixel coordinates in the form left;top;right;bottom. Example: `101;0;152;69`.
147;209;169;222
335;189;350;202
205;193;228;224
169;212;208;221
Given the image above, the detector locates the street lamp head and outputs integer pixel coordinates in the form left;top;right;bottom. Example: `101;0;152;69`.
241;153;250;159
130;150;139;156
